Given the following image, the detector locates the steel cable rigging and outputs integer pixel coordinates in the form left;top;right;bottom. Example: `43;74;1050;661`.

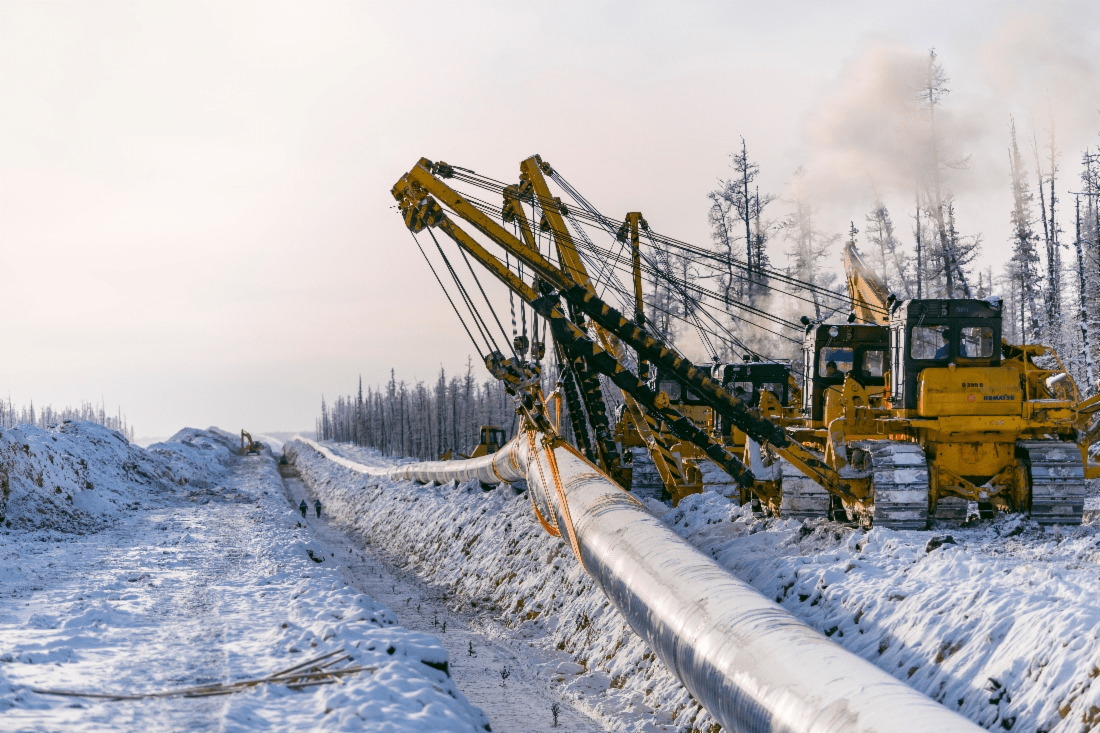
451;165;889;324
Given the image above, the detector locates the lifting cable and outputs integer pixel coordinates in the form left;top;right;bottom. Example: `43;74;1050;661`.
464;186;801;346
425;228;500;356
448;230;519;359
547;170;886;321
563;215;627;305
464;164;855;315
557;208;756;357
504;251;530;350
519;261;527;344
408;230;485;360
446;170;827;351
645;229;718;358
469;186;858;329
544;176;846;332
578;232;802;334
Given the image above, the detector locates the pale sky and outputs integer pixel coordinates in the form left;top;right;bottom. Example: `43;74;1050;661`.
1;1;1098;439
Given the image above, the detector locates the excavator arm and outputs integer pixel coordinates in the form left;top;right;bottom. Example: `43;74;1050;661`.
843;241;891;325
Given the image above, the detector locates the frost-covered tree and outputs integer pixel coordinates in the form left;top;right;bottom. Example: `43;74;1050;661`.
319;363;517;460
915;49;973;299
709;137;775;300
1033;122;1064;339
0;398;135;439
784;168;839;321
864;200;909;298
1006;117;1042;343
1072;193;1096;389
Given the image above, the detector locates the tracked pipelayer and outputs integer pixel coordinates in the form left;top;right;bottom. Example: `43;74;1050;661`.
386;154;993;732
805;240;1097;527
392;155;1097;533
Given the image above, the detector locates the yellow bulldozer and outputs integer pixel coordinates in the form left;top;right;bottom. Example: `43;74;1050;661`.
440;425;508;460
617;358;804;506
763;240;1092;526
616;361;715;503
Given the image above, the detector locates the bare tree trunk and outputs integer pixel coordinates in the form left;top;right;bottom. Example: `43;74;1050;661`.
1076;196;1095;391
741;138;753;283
915;201;923;300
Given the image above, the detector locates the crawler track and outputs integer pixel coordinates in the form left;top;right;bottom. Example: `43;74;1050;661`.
779;457;830;519
855;441;930;530
1018;440;1085;525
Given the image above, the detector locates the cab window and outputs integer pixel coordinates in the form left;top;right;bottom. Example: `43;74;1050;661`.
818;348;853;377
860;350;886;378
730;381;755;400
960;326;994;358
912;325;950;360
760;382;784;400
661;381;682;401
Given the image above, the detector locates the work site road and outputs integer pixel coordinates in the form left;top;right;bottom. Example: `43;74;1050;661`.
281;472;608;733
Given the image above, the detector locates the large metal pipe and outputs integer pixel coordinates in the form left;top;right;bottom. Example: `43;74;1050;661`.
388;437;526;486
303;435;982;733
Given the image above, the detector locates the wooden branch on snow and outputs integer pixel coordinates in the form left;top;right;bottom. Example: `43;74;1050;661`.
31;648;377;701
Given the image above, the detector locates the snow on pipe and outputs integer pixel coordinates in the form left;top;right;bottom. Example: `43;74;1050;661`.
386;436;527;486
385;434;983;733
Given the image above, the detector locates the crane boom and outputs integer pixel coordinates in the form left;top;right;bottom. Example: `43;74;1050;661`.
392;158;860;502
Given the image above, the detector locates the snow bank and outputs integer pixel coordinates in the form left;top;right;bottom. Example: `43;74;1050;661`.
0;421;174;533
289;439;1100;733
0;428;490;732
288;439;719;732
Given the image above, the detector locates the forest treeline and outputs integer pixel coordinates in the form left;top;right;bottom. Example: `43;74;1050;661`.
317;362;523;459
321;50;1100;456
0;399;135;441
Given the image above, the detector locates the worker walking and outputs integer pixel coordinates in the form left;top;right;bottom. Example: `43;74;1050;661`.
314;499;322;518
299;499;307;518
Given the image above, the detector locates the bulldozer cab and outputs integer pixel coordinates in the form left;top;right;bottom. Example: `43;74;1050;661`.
802;323;889;424
889;298;1005;413
713;361;791;405
648;363;713;429
467;425;507;458
713;361;792;438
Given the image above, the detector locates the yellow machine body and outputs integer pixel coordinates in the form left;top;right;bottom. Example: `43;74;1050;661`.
917;366;1021;417
447;425;507;460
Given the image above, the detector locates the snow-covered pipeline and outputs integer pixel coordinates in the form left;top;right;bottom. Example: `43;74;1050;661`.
370;434;984;733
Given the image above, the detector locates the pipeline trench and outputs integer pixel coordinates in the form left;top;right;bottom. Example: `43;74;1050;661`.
285;436;1100;733
279;469;609;733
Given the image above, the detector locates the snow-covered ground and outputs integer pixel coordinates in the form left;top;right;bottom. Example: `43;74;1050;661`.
287;438;1100;733
282;470;607;733
0;424;490;732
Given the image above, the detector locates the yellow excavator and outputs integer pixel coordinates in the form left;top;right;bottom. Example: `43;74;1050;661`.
240;430;263;456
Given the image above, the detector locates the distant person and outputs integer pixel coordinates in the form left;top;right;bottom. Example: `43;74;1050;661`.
825;360;838;377
299;500;308;518
314;499;322;518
